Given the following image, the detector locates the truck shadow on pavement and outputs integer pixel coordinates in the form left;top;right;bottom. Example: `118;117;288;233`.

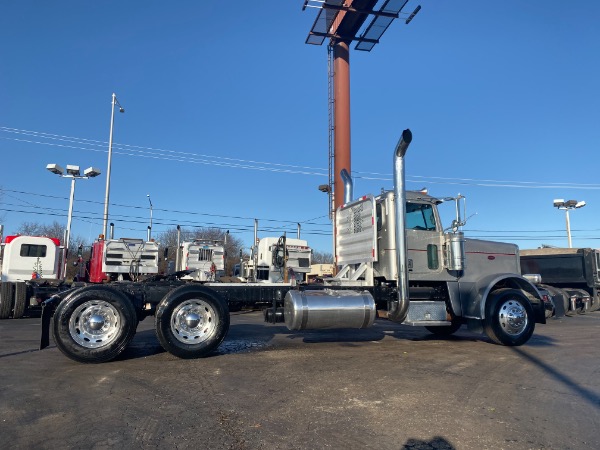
114;320;559;361
511;346;600;410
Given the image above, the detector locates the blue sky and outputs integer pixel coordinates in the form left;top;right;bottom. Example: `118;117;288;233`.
1;1;599;253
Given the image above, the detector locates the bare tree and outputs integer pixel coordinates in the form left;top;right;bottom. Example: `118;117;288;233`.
312;250;334;264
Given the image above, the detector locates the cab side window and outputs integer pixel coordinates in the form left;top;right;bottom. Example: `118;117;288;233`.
405;203;436;231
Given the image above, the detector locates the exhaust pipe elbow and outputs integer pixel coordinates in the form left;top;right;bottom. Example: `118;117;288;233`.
340;169;353;205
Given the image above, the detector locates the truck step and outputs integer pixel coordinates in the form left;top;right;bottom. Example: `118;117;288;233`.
405;301;447;323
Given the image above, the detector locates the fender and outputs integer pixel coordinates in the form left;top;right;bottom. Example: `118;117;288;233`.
459;273;545;323
39;286;81;350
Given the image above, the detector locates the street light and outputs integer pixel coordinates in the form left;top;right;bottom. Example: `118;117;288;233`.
103;92;125;239
46;163;101;279
147;194;153;240
554;198;586;248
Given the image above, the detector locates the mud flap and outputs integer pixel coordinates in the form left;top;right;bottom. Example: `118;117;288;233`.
40;296;59;350
533;298;546;324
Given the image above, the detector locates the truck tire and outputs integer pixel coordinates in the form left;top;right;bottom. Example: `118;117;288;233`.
52;286;138;363
484;288;535;346
12;282;27;319
557;288;579;317
0;282;14;319
590;295;600;313
155;285;229;359
425;319;462;336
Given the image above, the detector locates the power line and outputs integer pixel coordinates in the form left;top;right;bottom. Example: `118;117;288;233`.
2;126;600;189
0;188;332;227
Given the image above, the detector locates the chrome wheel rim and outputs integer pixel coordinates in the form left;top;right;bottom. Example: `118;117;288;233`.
498;299;528;336
69;300;120;348
171;299;216;344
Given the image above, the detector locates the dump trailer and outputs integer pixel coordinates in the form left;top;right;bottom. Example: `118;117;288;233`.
40;129;545;364
520;248;600;314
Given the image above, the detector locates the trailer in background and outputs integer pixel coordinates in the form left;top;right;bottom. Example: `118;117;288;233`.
520;247;600;315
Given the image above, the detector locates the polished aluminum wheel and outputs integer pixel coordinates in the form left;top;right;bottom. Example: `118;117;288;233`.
170;299;216;344
497;299;528;336
69;300;120;349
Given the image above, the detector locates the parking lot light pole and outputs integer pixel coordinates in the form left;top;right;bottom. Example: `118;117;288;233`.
103;93;125;239
553;199;586;248
46;164;101;279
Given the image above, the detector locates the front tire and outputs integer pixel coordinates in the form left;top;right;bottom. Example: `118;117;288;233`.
484;288;535;346
52;286;138;363
155;285;229;359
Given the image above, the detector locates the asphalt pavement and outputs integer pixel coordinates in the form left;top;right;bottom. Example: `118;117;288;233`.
1;311;599;449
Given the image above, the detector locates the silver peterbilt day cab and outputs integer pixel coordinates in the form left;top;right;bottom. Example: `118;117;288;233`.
284;129;545;345
41;129;545;364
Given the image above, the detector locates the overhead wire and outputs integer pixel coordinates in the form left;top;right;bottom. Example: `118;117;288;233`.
2;126;600;189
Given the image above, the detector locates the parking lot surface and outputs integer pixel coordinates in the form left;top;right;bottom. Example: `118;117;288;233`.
1;311;599;449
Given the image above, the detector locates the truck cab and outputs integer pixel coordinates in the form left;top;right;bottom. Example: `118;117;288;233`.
244;237;312;283
330;186;545;344
1;235;61;282
177;239;225;281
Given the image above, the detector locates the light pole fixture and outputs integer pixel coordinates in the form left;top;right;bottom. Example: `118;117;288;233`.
147;194;153;240
553;198;586;248
103;92;125;239
46;163;101;279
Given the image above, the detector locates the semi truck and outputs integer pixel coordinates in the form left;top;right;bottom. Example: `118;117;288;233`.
40;129;545;364
175;239;226;281
520;248;600;315
0;234;67;319
0;226;160;319
241;232;312;284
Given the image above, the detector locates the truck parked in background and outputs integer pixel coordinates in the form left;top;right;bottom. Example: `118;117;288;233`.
520;248;600;315
0;233;66;319
242;235;312;283
0;225;160;319
40;129;546;364
176;239;226;281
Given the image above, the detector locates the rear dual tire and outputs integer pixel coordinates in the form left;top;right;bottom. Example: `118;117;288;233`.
0;282;13;319
155;285;229;359
425;318;462;336
12;283;27;319
52;286;138;363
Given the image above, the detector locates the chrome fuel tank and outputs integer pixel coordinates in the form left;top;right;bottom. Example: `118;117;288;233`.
284;289;376;331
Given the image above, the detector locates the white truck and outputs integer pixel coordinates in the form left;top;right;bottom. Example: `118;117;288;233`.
176;239;225;282
0;234;65;319
40;129;545;363
242;234;312;284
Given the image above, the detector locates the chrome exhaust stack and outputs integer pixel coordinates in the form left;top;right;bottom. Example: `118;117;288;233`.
389;129;413;323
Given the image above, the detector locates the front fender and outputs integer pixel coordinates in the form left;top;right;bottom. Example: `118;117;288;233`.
460;273;545;323
39;286;81;350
